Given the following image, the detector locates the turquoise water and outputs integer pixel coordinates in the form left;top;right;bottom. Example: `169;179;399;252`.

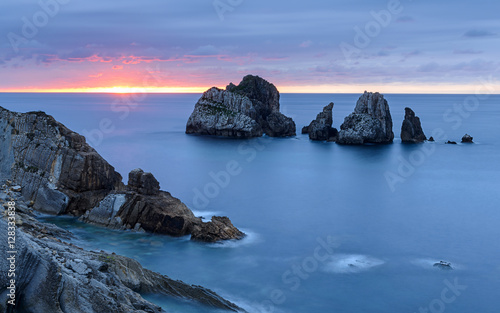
2;93;500;312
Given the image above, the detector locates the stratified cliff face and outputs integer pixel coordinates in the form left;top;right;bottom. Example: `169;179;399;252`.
186;75;296;138
337;92;394;145
401;107;427;143
0;107;123;216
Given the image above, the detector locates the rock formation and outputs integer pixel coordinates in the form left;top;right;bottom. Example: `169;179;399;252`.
0;185;242;313
461;134;473;143
0;106;244;242
302;102;338;141
401;107;427;143
191;216;246;243
0;107;122;216
186;75;296;138
433;261;453;270
337;92;394;145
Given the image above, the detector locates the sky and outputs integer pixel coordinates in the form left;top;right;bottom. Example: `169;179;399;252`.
0;0;499;93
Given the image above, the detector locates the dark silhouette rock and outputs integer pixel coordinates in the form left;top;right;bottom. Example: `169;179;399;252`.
337;92;394;144
186;75;296;138
461;134;473;143
128;168;160;195
191;216;246;243
401;107;427;143
303;102;339;141
428;136;435;142
446;141;457;144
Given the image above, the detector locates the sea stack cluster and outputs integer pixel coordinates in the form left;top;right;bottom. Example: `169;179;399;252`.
186;75;475;145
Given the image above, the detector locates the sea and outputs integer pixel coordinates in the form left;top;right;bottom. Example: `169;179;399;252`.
1;92;499;313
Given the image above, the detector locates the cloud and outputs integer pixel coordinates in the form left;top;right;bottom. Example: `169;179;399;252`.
88;73;103;78
453;49;483;55
463;29;497;38
300;40;313;48
112;65;123;70
188;45;221;56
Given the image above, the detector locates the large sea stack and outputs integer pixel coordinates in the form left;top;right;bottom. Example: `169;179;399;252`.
0;106;243;242
302;102;338;141
186;75;296;138
401;107;427;143
337;92;394;145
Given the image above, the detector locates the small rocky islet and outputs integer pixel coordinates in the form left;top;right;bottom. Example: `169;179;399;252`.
186;75;473;144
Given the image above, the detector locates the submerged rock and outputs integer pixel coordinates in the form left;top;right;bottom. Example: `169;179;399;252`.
401;107;427;143
191;216;246;243
0;192;242;313
461;134;474;143
186;75;296;138
303;102;339;141
433;261;453;270
337;92;394;144
446;141;457;145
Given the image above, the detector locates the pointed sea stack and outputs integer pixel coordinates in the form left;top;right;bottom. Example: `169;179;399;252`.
401;107;427;143
186;75;296;138
302;102;338;141
337;92;394;144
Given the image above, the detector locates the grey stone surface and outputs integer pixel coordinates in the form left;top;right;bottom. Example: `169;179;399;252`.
186;75;296;138
337;92;394;144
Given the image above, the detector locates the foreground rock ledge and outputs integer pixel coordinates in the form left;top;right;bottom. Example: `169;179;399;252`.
0;188;243;313
337;92;394;145
186;75;296;138
0;106;244;242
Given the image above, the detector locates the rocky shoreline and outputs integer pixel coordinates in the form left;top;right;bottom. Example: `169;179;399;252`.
0;181;243;312
0;106;244;243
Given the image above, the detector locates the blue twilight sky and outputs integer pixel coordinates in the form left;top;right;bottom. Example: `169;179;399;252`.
0;0;499;92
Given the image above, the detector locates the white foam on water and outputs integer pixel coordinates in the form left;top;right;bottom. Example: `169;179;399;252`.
206;229;261;249
191;210;222;221
322;254;385;274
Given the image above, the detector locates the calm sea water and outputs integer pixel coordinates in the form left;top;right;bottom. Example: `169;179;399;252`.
1;93;499;313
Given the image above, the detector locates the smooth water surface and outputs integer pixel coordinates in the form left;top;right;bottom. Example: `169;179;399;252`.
1;93;499;313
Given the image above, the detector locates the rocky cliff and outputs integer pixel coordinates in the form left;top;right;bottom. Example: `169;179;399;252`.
401;107;427;143
0;185;242;312
302;102;338;141
186;75;296;138
0;107;123;216
337;92;394;144
0;106;244;242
